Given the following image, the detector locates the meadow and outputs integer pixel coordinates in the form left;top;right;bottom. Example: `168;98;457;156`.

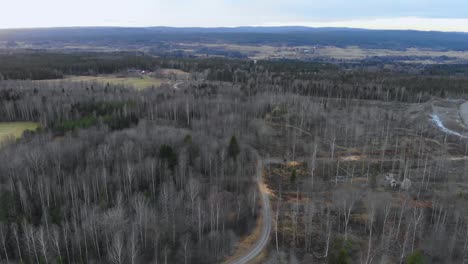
45;74;167;90
0;122;39;144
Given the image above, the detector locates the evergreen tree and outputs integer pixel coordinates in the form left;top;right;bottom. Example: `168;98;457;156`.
184;134;193;145
370;173;377;189
228;135;240;159
290;169;297;185
406;250;424;264
159;145;178;171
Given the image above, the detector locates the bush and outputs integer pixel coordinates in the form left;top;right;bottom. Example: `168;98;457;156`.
290;169;297;185
53;115;98;134
328;237;354;264
406;250;424;264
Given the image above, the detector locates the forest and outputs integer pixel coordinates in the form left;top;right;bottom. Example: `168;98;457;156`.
1;52;468;263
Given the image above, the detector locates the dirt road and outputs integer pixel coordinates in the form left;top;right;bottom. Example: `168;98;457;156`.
173;81;184;90
228;158;272;264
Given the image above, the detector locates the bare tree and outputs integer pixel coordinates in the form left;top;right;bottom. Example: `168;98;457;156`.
109;232;124;264
51;225;63;264
333;186;361;240
0;223;9;263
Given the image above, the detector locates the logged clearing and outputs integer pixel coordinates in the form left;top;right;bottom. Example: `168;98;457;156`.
0;122;39;144
46;75;166;90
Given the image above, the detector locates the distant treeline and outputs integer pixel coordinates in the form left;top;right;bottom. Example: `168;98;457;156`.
0;52;159;80
423;64;468;75
2;27;468;50
0;52;337;80
160;57;468;102
2;52;468;103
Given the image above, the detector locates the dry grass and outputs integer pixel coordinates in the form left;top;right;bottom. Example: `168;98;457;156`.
287;161;302;167
260;177;276;197
157;68;190;77
340;155;366;161
249;250;268;264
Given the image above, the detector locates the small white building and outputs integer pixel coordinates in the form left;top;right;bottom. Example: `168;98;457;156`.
385;173;395;182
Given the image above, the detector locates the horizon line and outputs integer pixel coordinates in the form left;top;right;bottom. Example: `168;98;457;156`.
0;25;467;34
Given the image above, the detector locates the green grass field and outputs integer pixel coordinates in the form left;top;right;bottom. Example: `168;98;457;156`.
0;122;40;144
63;75;166;90
41;74;167;90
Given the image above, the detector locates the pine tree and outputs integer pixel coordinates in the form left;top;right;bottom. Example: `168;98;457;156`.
290;169;297;185
228;135;240;160
159;145;178;171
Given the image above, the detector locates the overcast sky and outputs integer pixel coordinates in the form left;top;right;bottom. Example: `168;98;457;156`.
2;0;468;32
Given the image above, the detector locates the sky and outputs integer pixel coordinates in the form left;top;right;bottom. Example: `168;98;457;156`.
2;0;468;32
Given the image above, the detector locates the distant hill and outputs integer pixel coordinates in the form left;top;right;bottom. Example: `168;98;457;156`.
1;26;468;51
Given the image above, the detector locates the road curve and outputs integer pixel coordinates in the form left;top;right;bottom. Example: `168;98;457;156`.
228;158;272;264
173;81;184;90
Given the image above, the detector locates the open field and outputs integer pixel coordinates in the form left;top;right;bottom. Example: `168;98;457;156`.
177;43;468;62
314;46;468;61
0;122;39;144
64;75;166;90
42;75;167;90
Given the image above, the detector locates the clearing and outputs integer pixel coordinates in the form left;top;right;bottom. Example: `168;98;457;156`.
176;43;468;62
44;74;167;90
0;122;39;145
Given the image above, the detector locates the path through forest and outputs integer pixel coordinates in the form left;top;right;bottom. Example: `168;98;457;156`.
228;157;272;264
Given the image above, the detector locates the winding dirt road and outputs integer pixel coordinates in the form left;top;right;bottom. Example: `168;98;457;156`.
228;158;272;264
